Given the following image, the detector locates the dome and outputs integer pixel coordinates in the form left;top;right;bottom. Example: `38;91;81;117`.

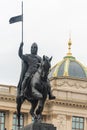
49;38;87;79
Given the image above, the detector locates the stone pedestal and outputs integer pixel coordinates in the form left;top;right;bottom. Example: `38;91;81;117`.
21;122;56;130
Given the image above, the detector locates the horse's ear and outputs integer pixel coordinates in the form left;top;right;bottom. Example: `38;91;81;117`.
49;56;52;62
43;55;45;61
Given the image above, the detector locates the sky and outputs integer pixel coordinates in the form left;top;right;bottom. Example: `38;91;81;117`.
0;0;87;86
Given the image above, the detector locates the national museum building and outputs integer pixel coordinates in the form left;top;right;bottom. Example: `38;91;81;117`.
0;39;87;130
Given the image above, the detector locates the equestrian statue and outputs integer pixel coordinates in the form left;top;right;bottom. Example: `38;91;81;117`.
16;42;55;127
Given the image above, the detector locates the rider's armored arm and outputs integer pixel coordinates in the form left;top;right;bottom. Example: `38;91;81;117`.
18;42;24;59
18;43;28;62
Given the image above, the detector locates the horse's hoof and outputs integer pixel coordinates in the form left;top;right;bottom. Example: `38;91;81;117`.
36;114;42;122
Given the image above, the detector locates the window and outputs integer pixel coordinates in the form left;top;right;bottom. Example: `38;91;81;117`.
12;113;24;130
72;116;84;130
0;112;5;130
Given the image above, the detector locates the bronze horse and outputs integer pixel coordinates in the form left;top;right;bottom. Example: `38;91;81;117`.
16;55;52;127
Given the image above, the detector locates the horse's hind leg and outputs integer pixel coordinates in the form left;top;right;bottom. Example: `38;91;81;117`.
17;103;21;127
16;96;25;127
30;100;38;120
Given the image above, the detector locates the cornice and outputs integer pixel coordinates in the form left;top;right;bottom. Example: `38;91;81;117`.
50;77;87;82
0;94;16;102
0;94;29;105
0;93;87;110
0;94;87;109
46;99;87;109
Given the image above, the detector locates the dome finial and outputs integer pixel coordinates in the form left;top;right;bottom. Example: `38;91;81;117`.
67;32;72;56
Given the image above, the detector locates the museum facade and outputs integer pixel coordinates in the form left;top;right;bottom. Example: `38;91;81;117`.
0;39;87;130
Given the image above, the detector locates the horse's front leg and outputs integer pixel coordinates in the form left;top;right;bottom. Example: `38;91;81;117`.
30;100;38;121
36;86;48;119
36;99;46;121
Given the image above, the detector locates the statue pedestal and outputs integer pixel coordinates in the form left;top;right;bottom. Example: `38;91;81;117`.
21;122;56;130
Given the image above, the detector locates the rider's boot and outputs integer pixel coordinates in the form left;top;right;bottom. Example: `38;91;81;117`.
32;87;43;99
48;87;56;100
48;92;56;100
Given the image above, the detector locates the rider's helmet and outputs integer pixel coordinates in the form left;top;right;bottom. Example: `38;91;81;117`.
31;42;38;55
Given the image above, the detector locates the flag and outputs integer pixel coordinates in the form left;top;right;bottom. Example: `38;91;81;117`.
9;15;23;24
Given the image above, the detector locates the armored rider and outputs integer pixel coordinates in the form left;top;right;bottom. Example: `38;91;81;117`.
18;42;55;100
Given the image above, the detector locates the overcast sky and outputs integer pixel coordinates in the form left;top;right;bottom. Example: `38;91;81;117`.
0;0;87;86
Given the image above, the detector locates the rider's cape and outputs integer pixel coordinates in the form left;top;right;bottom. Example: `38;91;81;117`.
17;55;28;95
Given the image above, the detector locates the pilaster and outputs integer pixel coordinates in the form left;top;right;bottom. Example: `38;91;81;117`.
8;111;13;130
66;115;72;130
84;117;87;130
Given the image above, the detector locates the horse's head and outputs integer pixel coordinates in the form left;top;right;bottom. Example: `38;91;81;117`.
40;55;52;79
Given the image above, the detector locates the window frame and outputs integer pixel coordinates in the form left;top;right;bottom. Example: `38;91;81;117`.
0;111;5;130
72;116;84;130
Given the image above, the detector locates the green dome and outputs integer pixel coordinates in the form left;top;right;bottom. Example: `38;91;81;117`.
49;55;87;79
49;37;87;79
